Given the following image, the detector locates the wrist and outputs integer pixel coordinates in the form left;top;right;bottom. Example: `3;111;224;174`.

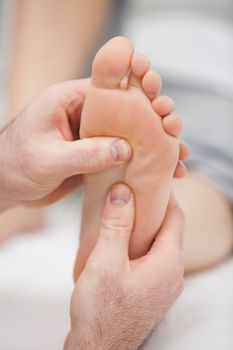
65;329;97;350
65;329;137;350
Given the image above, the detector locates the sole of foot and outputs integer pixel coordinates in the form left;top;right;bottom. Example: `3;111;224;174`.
74;37;188;279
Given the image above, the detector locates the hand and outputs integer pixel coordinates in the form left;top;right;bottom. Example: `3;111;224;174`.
0;79;131;210
65;184;184;350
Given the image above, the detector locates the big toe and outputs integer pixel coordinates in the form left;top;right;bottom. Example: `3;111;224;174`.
92;36;134;89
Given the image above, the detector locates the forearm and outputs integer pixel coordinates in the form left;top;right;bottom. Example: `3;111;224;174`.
8;0;114;119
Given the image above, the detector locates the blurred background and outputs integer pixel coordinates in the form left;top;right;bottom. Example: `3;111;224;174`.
0;1;233;349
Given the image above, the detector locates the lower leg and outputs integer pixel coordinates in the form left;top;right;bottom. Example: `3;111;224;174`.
172;173;233;274
0;206;44;242
1;0;110;237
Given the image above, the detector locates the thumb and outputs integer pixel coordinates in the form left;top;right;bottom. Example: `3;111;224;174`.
55;137;132;177
87;184;135;272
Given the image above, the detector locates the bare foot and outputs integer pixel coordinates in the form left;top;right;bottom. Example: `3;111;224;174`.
74;37;187;279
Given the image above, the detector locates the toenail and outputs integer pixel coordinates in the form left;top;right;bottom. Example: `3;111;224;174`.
110;139;132;162
110;184;131;205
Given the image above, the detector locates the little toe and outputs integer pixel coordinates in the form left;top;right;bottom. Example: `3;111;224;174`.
142;70;162;100
128;53;150;88
152;96;174;117
162;113;183;137
173;161;187;178
92;36;133;89
179;142;190;160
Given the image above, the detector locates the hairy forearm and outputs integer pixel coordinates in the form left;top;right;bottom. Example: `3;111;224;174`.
65;305;154;350
64;185;184;350
72;322;153;350
65;332;141;350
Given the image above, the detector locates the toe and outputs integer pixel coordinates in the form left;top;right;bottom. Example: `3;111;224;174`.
173;161;187;178
152;96;174;116
131;53;150;77
128;53;150;88
162;113;183;137
179;142;190;160
142;70;162;100
92;36;134;89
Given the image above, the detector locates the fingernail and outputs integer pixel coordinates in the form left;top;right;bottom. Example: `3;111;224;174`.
110;184;131;205
110;139;131;162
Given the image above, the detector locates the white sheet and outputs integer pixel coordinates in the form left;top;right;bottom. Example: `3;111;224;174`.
0;195;232;350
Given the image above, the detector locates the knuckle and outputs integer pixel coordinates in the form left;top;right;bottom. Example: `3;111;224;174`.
101;216;131;235
86;141;100;155
77;143;107;172
85;255;114;278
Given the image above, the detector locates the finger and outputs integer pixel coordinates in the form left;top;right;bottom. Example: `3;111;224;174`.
148;194;184;257
38;78;90;127
47;78;90;102
30;79;90;144
86;184;135;271
54;137;132;178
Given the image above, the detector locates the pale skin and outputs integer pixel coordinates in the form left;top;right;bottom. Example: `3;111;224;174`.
74;37;233;277
1;1;231;346
0;90;184;349
173;174;233;273
1;0;115;237
9;0;114;118
64;184;184;350
3;0;233;272
0;79;132;212
74;36;189;279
